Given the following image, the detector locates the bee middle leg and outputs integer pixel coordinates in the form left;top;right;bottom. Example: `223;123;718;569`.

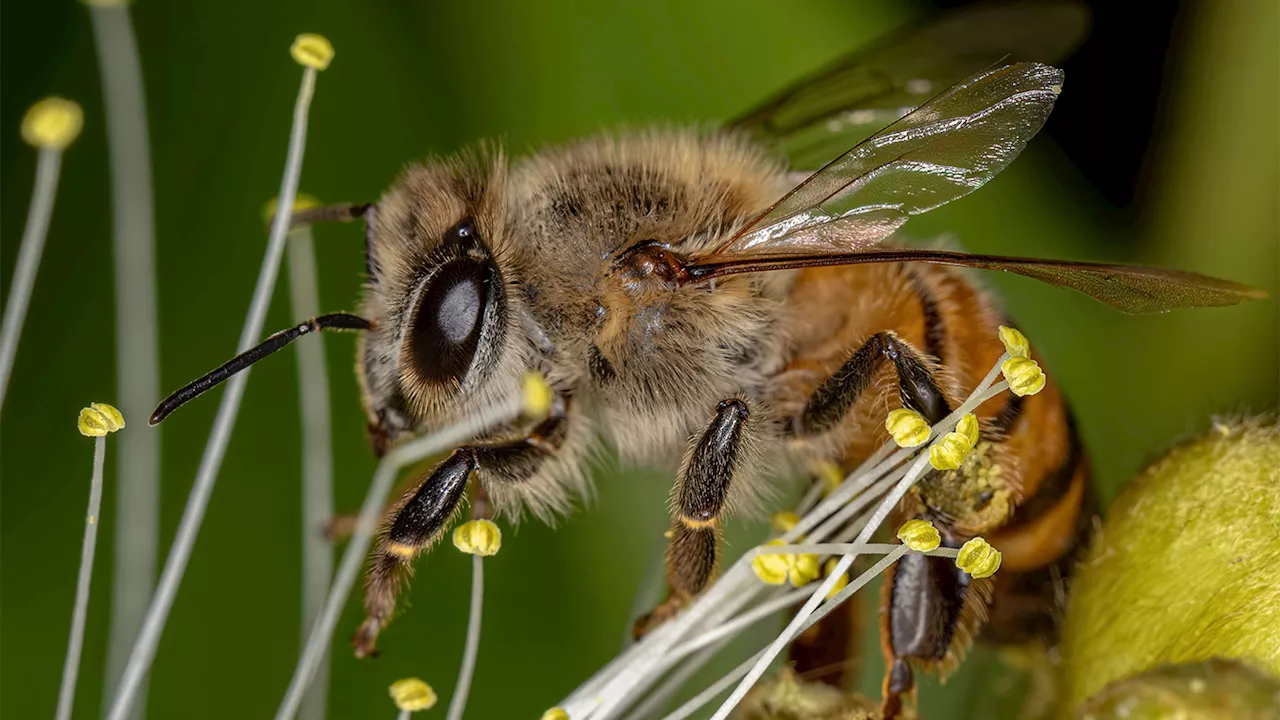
353;396;570;657
633;398;754;637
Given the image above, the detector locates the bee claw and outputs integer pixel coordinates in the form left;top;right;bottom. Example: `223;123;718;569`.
352;618;382;659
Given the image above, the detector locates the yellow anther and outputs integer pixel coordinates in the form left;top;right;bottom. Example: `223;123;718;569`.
388;677;437;712
954;413;980;449
752;540;791;586
822;558;849;599
22;97;83;150
885;408;931;448
1001;356;1047;397
770;511;800;533
956;537;1002;579
541;708;570;720
896;519;942;552
291;33;334;70
262;193;321;224
78;403;125;437
789;552;822;588
452;519;501;556
998;325;1031;359
752;539;821;587
522;371;553;419
814;460;844;494
929;431;974;471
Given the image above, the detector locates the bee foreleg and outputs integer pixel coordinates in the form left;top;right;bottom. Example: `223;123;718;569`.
355;448;476;657
634;398;753;637
793;331;951;435
354;396;572;657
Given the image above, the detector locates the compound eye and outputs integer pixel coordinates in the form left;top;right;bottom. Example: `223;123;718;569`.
406;258;492;384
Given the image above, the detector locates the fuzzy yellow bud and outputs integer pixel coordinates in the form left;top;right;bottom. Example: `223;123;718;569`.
22;97;83;150
770;511;800;533
388;678;437;712
290;33;334;70
1001;356;1046;397
822;558;849;599
885;408;931;448
452;519;501;556
752;540;791;586
522;371;553;419
814;460;844;494
956;537;1001;578
929;431;974;470
540;708;570;720
896;519;941;552
78;403;125;437
998;325;1030;358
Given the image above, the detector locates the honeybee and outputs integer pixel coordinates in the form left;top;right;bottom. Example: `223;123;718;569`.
150;2;1264;716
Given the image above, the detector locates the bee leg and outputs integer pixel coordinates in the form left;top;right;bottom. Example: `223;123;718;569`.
354;396;571;657
879;542;993;719
792;331;951;435
354;449;476;657
634;399;753;637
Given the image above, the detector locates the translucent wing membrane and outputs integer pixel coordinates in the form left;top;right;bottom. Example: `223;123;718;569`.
707;62;1064;258
730;1;1088;170
684;249;1266;314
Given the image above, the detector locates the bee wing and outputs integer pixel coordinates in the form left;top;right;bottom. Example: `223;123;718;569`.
686;63;1266;313
730;1;1089;170
704;62;1064;258
685;249;1267;314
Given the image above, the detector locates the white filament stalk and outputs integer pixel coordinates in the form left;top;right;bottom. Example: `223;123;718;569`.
88;7;163;718
54;435;107;720
447;554;486;720
105;66;320;720
0;148;62;408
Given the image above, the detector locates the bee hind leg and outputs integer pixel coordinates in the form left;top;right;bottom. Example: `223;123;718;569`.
633;398;755;638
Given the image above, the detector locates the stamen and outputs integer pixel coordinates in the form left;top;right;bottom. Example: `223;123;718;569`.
389;678;437;713
453;519;502;557
78;402;126;437
998;325;1031;358
885;408;931;447
896;519;942;552
1002;356;1047;396
56;404;118;720
750;540;791;586
821;559;848;599
769;511;800;533
290;33;334;71
22;97;84;149
956;537;1002;578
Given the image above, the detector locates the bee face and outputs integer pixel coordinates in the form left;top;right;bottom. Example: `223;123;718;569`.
357;151;527;443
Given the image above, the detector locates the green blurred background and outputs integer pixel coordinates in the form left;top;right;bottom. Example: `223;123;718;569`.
2;1;1275;718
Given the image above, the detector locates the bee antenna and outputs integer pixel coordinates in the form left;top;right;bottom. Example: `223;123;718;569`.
150;312;374;426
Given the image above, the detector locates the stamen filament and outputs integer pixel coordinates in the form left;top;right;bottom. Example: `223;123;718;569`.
55;429;110;720
446;555;486;720
106;54;327;720
89;1;165;711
